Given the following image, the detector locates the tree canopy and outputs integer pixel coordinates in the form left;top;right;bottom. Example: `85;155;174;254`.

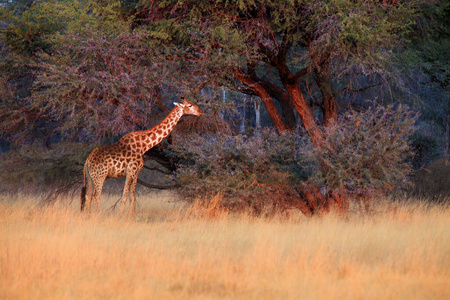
2;0;447;144
132;0;435;144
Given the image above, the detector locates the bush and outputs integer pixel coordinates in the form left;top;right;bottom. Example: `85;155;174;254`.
170;129;305;213
301;103;419;199
0;142;91;198
172;103;419;215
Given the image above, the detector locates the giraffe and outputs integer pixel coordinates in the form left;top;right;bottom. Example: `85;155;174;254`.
81;99;202;216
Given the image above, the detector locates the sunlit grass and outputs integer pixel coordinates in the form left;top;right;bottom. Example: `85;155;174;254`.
0;193;449;300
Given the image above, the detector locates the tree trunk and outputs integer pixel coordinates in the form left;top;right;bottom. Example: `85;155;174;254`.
314;66;337;127
249;74;297;130
234;69;289;134
239;94;247;133
295;183;331;216
271;52;324;145
253;97;261;130
322;91;338;128
283;82;324;146
221;88;226;120
326;189;349;214
309;47;338;128
275;96;297;129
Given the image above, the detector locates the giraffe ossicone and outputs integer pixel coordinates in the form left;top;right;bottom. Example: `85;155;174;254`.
81;99;202;216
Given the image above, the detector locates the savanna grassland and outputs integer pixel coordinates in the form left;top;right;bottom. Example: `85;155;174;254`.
0;192;449;300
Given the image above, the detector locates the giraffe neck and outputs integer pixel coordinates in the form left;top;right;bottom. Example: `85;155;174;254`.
120;106;183;156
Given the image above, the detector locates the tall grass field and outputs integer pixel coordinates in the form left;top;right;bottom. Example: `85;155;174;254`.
0;192;449;299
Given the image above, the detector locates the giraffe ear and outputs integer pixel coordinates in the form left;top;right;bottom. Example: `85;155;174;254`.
174;102;185;108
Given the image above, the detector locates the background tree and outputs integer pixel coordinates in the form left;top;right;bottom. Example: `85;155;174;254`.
403;1;450;167
134;0;425;142
0;0;447;212
131;0;439;211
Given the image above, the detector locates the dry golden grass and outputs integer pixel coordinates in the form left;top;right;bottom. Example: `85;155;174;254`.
0;192;449;300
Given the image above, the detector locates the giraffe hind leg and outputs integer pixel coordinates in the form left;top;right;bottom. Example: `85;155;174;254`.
92;177;105;214
84;166;94;214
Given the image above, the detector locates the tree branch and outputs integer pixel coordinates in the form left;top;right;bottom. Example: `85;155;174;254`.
293;68;309;82
142;164;173;175
247;68;296;128
336;81;385;97
137;178;180;190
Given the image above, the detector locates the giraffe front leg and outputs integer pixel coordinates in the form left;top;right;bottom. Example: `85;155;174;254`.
119;175;133;217
128;175;138;217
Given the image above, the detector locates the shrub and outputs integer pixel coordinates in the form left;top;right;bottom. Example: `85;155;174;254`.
301;103;419;199
172;103;419;215
170;129;305;214
0;142;91;199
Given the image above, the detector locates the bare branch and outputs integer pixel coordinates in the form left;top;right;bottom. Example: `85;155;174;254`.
336;81;385;97
142;164;173;175
137;179;180;190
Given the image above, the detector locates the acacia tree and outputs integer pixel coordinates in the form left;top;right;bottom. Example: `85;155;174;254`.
135;0;423;144
130;0;430;213
0;0;439;211
0;0;435;145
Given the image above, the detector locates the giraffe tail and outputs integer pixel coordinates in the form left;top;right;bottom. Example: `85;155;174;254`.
80;162;88;211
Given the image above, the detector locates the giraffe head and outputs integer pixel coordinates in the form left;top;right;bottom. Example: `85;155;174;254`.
174;99;203;116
